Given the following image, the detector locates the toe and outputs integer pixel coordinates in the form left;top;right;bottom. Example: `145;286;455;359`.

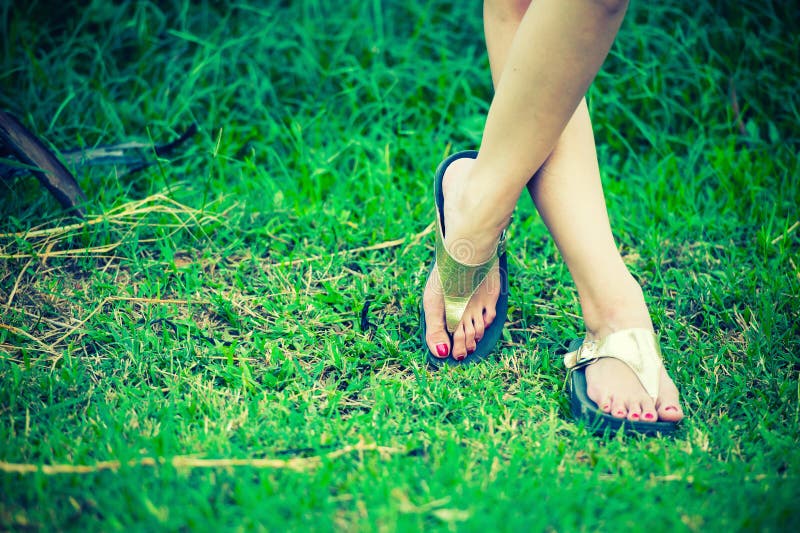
585;370;612;413
483;307;496;328
640;396;657;422
426;332;450;359
463;317;477;355
656;368;685;422
595;392;613;413
422;271;450;359
451;324;468;361
657;402;684;422
626;401;643;422
423;298;450;359
473;314;485;343
609;396;627;419
657;404;684;422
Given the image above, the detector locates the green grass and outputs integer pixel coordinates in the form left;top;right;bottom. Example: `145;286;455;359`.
1;0;798;530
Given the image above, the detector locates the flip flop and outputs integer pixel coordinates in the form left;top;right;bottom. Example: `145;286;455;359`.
420;150;509;367
564;328;680;436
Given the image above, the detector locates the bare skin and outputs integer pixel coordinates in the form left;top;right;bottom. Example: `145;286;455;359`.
423;0;683;423
423;157;503;361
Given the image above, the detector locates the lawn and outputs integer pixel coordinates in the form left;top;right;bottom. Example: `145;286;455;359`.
1;0;798;530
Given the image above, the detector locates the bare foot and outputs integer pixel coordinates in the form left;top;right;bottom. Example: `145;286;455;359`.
581;279;685;423
585;359;684;422
423;156;506;361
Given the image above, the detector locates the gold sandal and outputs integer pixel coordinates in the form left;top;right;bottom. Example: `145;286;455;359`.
420;150;509;366
564;328;680;435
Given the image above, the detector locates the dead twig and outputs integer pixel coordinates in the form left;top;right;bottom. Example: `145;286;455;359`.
3;257;33;310
0;442;402;475
0;110;87;217
270;223;435;269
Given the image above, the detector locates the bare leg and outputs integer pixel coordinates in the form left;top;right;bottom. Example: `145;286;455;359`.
491;0;683;421
423;0;630;359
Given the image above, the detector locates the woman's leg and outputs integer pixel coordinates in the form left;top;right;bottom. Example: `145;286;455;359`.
528;100;683;421
494;0;682;421
423;0;630;359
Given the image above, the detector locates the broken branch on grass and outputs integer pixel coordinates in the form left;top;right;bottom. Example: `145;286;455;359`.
57;124;198;173
3;258;33;310
770;220;799;245
0;442;402;475
0;193;226;240
0;193;228;260
0;110;87;217
270;222;435;269
0;323;60;357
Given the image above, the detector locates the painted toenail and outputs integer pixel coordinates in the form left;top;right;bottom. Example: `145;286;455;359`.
436;344;449;357
454;353;466;361
631;413;640;419
467;347;475;354
644;413;654;420
665;406;678;412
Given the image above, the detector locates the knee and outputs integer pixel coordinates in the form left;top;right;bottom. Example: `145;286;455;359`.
592;0;629;16
484;0;532;19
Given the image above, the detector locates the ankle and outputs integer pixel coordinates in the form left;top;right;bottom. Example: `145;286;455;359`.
441;161;513;262
579;274;653;340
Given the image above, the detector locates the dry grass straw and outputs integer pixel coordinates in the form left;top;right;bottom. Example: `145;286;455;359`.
0;192;230;260
0;192;433;372
0;441;403;475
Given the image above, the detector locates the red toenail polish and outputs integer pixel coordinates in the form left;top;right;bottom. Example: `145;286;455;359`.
455;354;465;361
644;413;654;420
631;413;640;419
665;406;678;412
467;347;475;354
435;344;449;357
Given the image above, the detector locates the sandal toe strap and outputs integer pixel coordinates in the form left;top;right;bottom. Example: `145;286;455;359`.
440;257;497;332
564;328;663;400
435;217;503;333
